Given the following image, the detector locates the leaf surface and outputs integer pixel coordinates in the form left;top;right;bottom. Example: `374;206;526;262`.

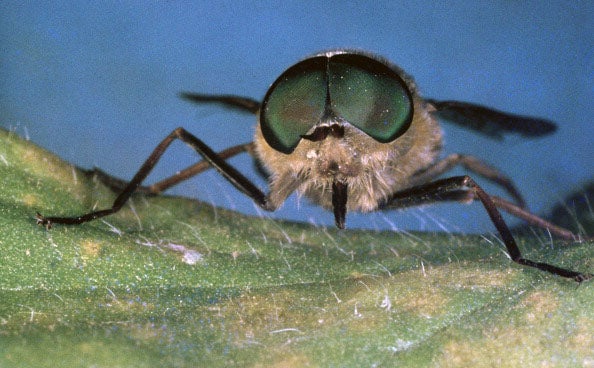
0;128;592;367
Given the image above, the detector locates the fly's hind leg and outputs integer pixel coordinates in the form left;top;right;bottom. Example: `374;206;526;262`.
411;154;527;208
83;143;254;195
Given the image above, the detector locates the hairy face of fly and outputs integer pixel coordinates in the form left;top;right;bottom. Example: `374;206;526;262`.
253;96;442;213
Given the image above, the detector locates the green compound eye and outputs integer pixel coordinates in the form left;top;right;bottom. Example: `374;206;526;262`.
328;54;413;143
261;57;327;153
260;52;414;153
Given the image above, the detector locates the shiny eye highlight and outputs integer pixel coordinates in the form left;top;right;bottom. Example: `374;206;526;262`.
260;52;414;153
261;57;327;153
328;54;413;143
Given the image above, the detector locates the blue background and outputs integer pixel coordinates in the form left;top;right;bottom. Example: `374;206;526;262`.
2;1;593;233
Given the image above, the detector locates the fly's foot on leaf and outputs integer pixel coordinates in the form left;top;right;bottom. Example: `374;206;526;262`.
35;212;52;229
576;273;593;283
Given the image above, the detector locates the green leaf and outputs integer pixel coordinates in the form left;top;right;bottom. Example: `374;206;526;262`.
0;127;592;367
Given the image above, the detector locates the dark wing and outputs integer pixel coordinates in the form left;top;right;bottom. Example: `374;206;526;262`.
426;99;557;139
180;93;261;114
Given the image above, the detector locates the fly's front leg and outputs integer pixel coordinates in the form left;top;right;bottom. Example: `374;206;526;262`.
84;143;254;195
386;184;589;242
36;128;273;228
385;176;592;282
412;154;526;208
149;143;255;194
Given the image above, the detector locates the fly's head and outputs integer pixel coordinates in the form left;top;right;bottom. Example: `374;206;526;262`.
254;50;442;212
